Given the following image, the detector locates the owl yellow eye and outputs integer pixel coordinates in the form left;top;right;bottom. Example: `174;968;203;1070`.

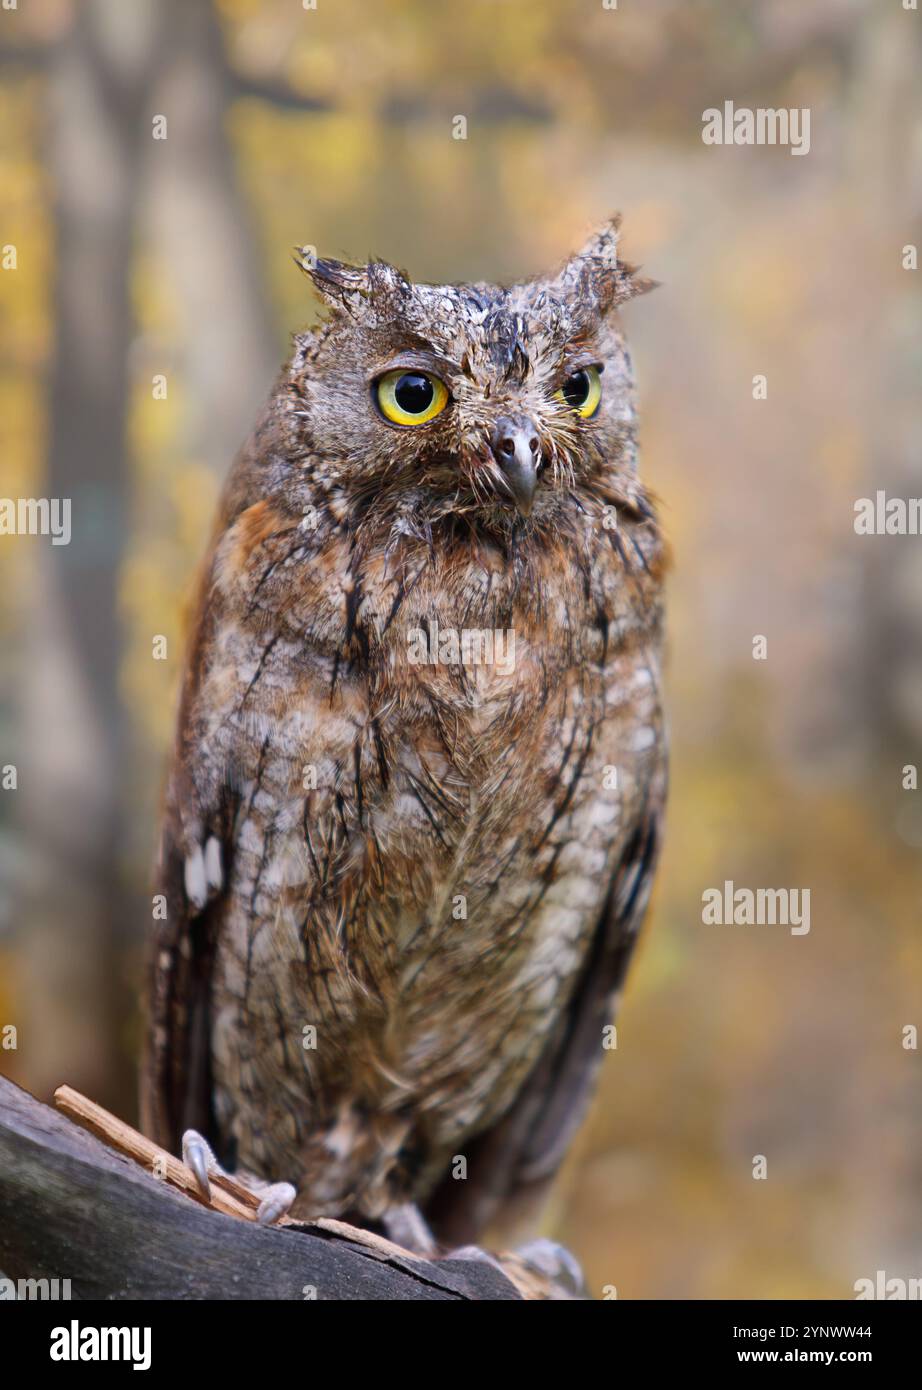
554;365;602;419
375;369;449;426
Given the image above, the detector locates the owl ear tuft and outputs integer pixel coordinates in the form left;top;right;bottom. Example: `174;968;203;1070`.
294;250;412;318
572;215;622;270
295;250;371;307
557;216;657;312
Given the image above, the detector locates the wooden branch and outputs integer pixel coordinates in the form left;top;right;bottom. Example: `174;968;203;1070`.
0;1078;565;1300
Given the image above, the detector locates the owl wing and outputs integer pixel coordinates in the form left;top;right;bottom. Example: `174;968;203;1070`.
423;769;665;1247
140;820;228;1156
140;590;233;1156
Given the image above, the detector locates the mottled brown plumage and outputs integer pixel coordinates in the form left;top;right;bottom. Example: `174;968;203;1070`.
141;218;667;1246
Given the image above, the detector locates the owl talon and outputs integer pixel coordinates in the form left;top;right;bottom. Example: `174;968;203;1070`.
445;1243;506;1273
381;1202;437;1256
256;1182;297;1225
181;1130;295;1223
181;1128;221;1201
448;1239;585;1297
514;1238;586;1296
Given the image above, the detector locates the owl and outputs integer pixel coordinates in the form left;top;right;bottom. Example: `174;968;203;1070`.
141;217;667;1255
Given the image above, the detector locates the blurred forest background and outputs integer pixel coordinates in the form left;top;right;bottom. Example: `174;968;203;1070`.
1;0;921;1299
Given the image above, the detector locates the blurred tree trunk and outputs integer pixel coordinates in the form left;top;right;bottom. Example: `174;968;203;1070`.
141;1;280;483
17;0;170;1109
843;0;922;1271
849;11;922;771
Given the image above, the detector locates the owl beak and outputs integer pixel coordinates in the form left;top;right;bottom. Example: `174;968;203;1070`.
490;416;541;518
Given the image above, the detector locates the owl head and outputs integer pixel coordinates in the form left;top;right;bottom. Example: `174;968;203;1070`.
290;218;653;530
